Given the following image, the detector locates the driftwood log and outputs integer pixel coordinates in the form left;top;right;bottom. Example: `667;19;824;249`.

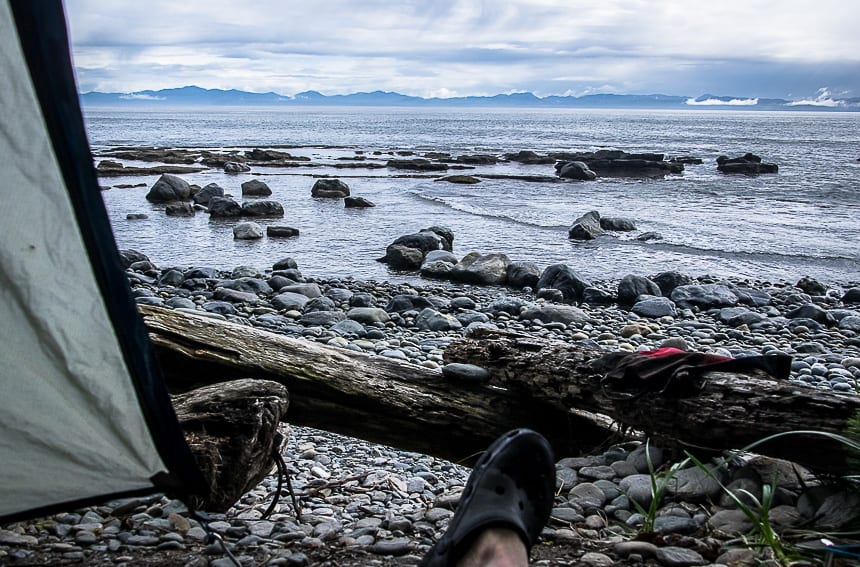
445;328;860;476
140;305;615;466
139;306;860;475
173;379;289;511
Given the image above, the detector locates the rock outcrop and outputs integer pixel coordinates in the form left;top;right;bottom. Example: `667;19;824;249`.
717;153;778;174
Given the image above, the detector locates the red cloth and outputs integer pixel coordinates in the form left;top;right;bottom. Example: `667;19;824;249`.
593;348;791;398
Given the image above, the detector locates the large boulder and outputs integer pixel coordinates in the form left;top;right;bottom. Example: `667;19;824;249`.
344;196;375;208
233;222;263;240
600;217;637;231
556;161;597;181
505;150;554;165
165;202;195;217
146;174;191;202
536;264;592;304
588;158;679;178
273;257;298;271
378;230;450;269
553;150;683;178
311;178;350;198
843;288;860;304
617;274;662;306
193;183;225;205
731;287;772;307
393;230;447;254
424;250;458;264
208;196;243;218
267;226;300;238
241;179;272;196
506;262;542;289
425;226;454;251
420;252;459;279
796;276;828;296
386;158;448;171
241;200;284;217
716;153;778;175
652;271;693;296
383;244;424;270
119;249;150;268
450;253;510;286
787;304;836;326
224;161;251;173
568;211;605;240
670;284;739;310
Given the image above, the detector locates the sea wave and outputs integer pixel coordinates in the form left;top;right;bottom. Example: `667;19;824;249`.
408;190;569;229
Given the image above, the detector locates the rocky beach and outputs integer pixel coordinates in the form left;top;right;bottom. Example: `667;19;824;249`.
4;247;860;566
5;118;860;566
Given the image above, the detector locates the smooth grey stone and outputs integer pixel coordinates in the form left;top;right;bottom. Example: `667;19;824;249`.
331;319;367;337
619;474;655;508
279;283;321;298
300;311;346;326
631;296;677;318
655;546;707;566
347;307;390;324
368;537;413;556
707;509;754;534
520;303;590;325
555;466;578;492
653;515;699;534
381;349;408;360
550;507;585;524
664;465;724;501
272;292;310;311
233;221;263;239
568;482;607;510
415;308;462;331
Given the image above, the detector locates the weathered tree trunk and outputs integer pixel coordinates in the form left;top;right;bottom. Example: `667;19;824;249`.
173;378;289;511
140;306;860;475
444;328;860;475
140;306;615;467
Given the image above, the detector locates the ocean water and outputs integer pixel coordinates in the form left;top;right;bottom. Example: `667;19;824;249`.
85;106;860;286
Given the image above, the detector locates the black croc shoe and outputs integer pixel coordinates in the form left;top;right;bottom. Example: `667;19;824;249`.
420;428;555;566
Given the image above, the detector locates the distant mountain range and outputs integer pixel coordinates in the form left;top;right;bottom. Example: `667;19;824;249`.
80;85;860;111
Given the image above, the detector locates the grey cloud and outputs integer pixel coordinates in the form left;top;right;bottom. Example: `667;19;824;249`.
65;0;860;98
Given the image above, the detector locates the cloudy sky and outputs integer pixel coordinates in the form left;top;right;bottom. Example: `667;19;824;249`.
65;1;860;100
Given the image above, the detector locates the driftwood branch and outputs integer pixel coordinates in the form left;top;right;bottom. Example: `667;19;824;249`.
444;328;860;475
139;305;615;466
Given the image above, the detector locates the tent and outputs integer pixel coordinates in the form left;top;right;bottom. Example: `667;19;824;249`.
0;0;203;522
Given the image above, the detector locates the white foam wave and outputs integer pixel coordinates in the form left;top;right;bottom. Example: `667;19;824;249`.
119;93;166;101
685;97;758;106
786;87;844;107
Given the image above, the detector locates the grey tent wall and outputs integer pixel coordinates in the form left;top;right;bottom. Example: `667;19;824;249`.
4;0;204;522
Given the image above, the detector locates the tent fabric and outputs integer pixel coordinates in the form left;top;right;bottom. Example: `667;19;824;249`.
0;0;202;522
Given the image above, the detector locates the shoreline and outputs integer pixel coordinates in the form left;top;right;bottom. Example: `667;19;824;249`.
96;141;860;286
4;257;860;565
125;252;860;395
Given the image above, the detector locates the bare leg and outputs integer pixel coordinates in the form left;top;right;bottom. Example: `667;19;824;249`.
456;527;528;567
